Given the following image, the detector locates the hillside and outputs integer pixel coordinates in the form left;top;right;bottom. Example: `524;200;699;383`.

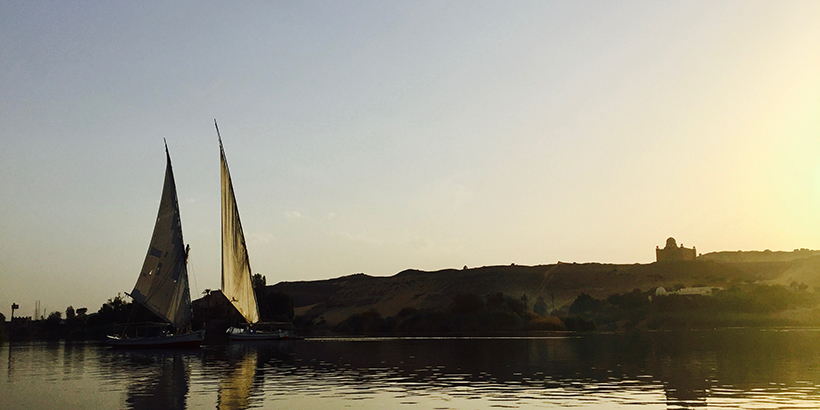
268;258;820;326
699;249;820;263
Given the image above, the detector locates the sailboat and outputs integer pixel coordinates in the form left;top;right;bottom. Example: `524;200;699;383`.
107;142;204;348
217;121;299;341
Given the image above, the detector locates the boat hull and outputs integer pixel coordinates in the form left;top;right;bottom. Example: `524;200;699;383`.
106;330;204;348
226;327;301;341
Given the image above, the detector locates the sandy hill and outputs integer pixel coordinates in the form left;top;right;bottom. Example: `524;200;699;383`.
699;249;820;263
267;258;820;326
764;256;820;289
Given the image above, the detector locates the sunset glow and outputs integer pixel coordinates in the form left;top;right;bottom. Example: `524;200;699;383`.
2;1;819;317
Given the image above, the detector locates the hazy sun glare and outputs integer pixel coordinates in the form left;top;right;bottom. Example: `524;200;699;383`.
1;1;819;316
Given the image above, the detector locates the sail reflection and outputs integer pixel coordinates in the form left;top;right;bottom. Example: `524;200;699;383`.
253;331;820;408
217;345;259;410
117;351;191;410
4;330;820;409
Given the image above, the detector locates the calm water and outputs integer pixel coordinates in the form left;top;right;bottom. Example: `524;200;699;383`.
3;329;820;409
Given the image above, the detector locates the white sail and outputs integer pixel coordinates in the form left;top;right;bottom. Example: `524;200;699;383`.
130;143;192;330
218;122;261;324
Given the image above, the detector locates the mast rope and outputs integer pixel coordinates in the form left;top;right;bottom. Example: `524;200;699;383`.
189;249;199;299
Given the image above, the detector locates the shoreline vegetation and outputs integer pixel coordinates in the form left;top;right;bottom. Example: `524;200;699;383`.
5;250;820;342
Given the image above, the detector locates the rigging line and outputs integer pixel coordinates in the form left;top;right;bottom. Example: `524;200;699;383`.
122;298;140;337
189;249;199;298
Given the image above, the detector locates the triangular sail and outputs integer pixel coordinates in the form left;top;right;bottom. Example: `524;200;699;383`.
217;121;260;324
130;143;192;330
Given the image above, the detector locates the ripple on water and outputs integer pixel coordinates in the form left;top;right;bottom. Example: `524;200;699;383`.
5;332;820;409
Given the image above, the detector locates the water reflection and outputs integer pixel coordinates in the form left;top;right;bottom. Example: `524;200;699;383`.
3;329;820;409
259;331;820;409
106;350;191;410
61;341;86;377
217;345;259;410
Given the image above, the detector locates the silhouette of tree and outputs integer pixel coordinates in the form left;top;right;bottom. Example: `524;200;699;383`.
534;296;548;316
450;293;484;314
333;309;390;334
92;294;133;325
259;292;295;321
569;293;603;315
485;292;506;310
252;273;266;290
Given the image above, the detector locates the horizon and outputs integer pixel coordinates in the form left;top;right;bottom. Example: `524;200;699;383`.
5;242;817;320
3;1;820;319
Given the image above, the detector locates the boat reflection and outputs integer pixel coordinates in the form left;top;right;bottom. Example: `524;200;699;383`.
208;341;298;410
108;350;192;410
216;345;259;410
5;329;820;410
258;330;820;408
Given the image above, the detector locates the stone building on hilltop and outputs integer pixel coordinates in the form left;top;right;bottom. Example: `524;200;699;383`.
656;237;696;262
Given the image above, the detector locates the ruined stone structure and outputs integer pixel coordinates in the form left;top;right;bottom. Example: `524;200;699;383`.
656;237;696;262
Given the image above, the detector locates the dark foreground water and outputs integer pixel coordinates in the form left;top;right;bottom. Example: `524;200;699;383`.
3;329;820;409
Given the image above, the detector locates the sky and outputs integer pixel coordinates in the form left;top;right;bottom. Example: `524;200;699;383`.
2;1;820;319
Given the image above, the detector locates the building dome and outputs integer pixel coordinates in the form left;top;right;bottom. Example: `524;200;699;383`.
656;237;696;262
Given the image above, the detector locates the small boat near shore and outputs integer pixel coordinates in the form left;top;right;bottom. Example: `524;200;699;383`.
107;142;203;349
226;322;302;341
106;328;204;348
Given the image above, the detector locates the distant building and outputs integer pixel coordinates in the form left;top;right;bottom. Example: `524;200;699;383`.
191;289;245;325
656;237;696;262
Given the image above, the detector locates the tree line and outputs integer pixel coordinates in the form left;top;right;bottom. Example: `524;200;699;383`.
303;282;820;335
4;279;817;341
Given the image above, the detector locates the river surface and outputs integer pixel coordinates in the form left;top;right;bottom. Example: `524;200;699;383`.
3;329;820;409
